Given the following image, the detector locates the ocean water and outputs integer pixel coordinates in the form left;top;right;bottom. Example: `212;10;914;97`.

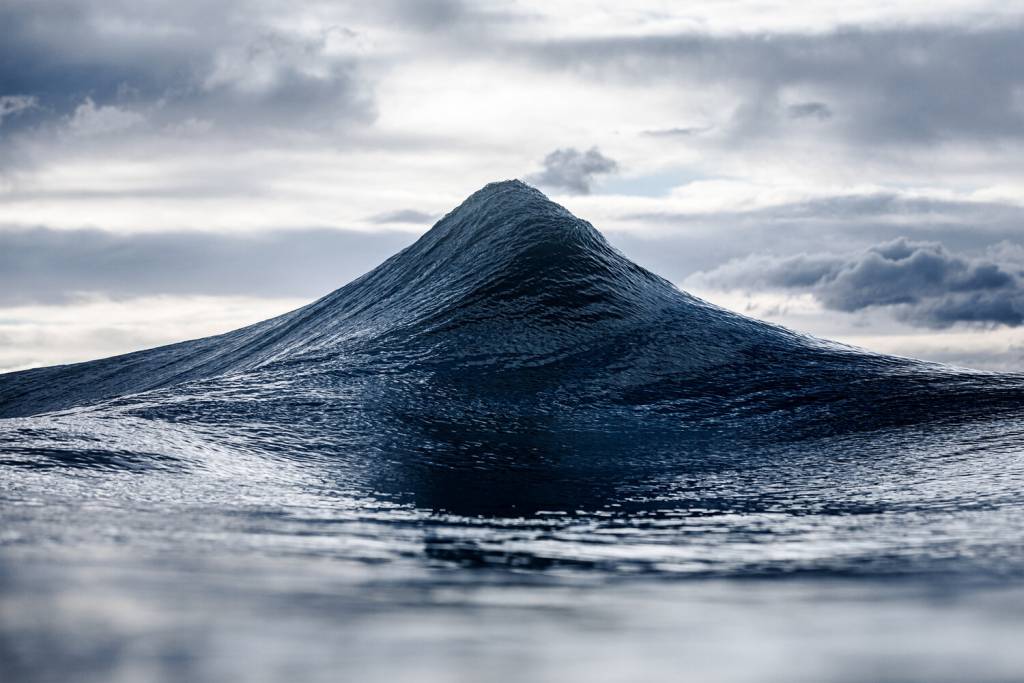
2;181;1024;682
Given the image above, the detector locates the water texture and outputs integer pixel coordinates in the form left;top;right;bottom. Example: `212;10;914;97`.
2;181;1023;682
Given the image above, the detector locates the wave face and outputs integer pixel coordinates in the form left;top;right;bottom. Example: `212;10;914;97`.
2;179;1023;516
4;181;1024;681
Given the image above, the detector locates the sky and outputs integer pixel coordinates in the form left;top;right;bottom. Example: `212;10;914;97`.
2;0;1024;372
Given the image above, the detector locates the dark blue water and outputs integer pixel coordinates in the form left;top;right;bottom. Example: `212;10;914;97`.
3;181;1024;682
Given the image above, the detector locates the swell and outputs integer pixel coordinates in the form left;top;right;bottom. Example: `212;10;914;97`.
0;180;1021;448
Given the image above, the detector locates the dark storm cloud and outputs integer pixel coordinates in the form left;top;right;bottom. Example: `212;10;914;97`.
526;147;618;195
0;226;414;305
517;25;1024;144
0;1;373;136
690;237;1024;328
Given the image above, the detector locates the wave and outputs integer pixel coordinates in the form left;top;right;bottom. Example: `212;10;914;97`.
1;180;1022;514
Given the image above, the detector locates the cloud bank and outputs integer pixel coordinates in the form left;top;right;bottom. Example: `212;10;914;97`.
0;0;374;146
520;25;1024;147
0;227;414;305
689;238;1024;328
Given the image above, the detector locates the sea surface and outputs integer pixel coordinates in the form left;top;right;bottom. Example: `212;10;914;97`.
2;181;1024;682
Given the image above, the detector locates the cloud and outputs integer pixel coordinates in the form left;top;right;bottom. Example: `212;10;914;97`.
622;191;1024;256
191;28;373;131
687;237;1024;328
0;1;374;138
0;226;414;305
0;95;38;126
377;0;469;30
518;25;1024;145
368;209;439;225
787;102;832;121
0;295;306;373
526;147;618;194
641;126;711;137
67;98;145;136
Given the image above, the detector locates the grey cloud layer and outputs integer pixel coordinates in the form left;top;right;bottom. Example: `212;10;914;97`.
689;238;1024;328
0;227;414;305
787;102;832;121
609;193;1024;329
4;2;1023;158
628;193;1024;258
519;26;1024;145
0;1;373;138
368;209;440;225
0;188;982;313
0;0;526;141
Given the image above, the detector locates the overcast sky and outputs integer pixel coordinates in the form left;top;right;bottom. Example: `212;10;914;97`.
3;0;1024;372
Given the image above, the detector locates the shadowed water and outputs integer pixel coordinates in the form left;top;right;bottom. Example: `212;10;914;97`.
2;181;1024;682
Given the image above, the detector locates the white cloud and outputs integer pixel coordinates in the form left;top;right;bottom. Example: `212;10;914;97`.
67;98;145;136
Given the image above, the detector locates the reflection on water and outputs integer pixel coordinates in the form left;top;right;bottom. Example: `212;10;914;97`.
3;408;1024;682
5;554;1024;683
